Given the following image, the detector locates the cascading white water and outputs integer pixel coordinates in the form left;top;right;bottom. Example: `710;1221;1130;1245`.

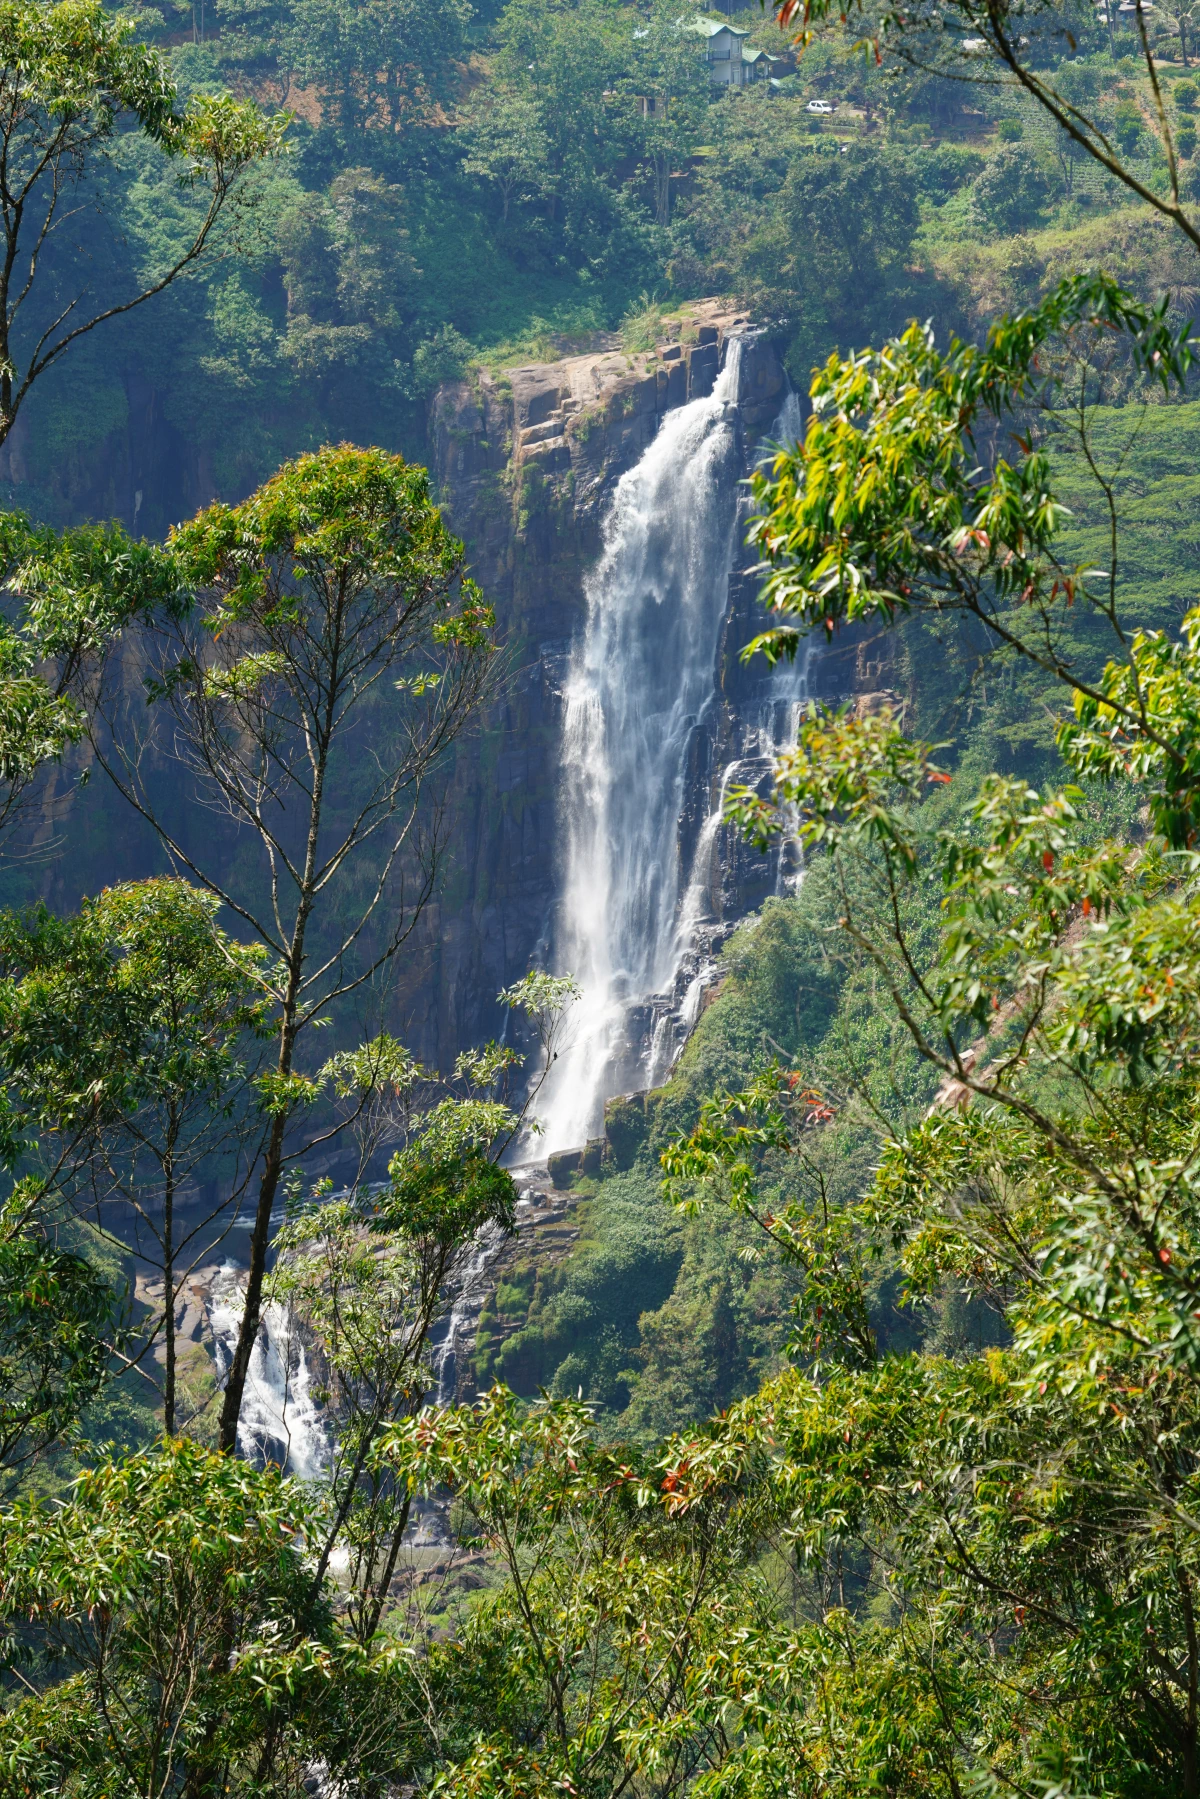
640;645;814;1089
209;1265;329;1480
538;359;809;1149
538;342;748;1151
429;1221;508;1405
756;386;809;899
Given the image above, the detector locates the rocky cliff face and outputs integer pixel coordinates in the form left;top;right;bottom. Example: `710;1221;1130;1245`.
402;302;845;1073
8;299;862;1097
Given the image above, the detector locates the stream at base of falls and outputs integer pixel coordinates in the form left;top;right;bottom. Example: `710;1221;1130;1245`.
201;1179;534;1483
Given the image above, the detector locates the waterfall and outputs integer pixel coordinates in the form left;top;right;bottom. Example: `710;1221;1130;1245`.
674;390;808;934
536;364;808;1150
538;341;747;1151
209;1265;330;1480
641;642;814;1090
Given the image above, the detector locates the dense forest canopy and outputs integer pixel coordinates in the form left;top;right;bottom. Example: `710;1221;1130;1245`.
3;0;1200;1794
13;0;1200;531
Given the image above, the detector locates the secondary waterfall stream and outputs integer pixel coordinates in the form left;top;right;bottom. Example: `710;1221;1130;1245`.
210;1265;330;1480
540;346;804;1151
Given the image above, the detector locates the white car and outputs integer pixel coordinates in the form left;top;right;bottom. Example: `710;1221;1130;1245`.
806;99;835;113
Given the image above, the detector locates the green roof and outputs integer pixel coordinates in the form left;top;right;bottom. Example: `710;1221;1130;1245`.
685;16;750;38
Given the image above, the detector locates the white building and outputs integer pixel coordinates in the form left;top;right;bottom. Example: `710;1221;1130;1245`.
686;17;752;85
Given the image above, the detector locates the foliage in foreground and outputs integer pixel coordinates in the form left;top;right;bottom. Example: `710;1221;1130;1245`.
10;3;1200;1777
684;268;1200;1793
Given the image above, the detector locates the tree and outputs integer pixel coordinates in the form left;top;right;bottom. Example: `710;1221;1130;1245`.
0;1439;338;1793
0;516;180;846
495;0;630;229
0;8;284;862
88;882;268;1439
677;270;1200;1792
772;0;1200;253
624;2;708;227
0;1211;114;1491
282;0;472;134
277;168;420;385
44;444;498;1452
214;0;299;108
674;132;920;379
460;90;552;226
267;971;577;1645
1161;0;1200;65
972;143;1053;233
374;1384;774;1799
0;881;273;1437
0;0;284;452
1050;62;1100;196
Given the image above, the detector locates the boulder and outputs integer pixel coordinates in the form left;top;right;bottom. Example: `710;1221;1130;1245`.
547;1147;582;1186
581;1137;605;1175
604;1091;651;1170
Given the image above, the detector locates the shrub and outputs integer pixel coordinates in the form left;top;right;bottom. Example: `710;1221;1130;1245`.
620;291;665;353
1113;98;1144;155
972;145;1053;234
910;141;986;197
997;117;1024;141
411;324;473;394
1176;78;1198;112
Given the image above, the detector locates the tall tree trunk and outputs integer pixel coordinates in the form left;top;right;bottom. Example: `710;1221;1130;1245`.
218;691;333;1453
217;1101;288;1452
361;1493;412;1642
163;1153;175;1435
